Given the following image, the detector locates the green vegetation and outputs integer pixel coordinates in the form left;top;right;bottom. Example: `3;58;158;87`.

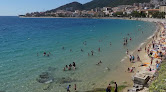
84;0;150;10
87;81;127;92
149;62;166;92
130;11;146;18
87;85;127;92
152;12;165;18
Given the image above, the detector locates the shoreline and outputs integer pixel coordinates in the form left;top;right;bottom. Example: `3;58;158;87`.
86;18;164;92
121;19;165;92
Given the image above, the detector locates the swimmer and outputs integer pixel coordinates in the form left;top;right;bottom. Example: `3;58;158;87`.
70;49;72;52
43;52;46;56
130;37;132;40
62;47;64;50
81;49;83;52
98;47;100;52
66;65;68;68
69;64;72;67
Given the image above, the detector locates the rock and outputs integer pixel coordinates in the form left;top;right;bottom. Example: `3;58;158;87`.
39;72;49;79
37;72;54;84
133;73;150;85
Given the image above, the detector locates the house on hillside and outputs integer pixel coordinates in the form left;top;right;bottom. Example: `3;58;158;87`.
103;7;112;16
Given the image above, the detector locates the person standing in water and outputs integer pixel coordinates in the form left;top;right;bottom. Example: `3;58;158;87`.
91;50;94;56
73;62;76;70
126;49;129;55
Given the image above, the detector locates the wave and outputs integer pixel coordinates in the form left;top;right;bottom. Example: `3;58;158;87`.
120;56;128;62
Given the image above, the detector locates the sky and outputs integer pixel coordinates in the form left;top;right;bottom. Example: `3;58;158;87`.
0;0;91;16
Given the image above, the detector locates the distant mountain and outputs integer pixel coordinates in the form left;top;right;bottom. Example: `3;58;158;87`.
47;0;151;12
47;2;84;13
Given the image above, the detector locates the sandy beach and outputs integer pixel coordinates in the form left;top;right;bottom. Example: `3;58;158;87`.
89;18;166;92
121;18;165;92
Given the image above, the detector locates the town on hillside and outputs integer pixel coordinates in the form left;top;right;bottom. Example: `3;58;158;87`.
20;0;166;18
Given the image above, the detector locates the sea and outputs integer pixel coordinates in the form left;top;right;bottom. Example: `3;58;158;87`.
0;16;156;92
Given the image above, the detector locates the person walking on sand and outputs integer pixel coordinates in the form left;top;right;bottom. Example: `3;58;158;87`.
67;85;71;92
114;82;118;92
129;55;132;62
106;84;111;92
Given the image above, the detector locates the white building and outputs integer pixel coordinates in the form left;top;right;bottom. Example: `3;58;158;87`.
103;7;112;15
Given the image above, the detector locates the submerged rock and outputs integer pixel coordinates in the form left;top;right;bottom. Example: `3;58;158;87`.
37;72;54;84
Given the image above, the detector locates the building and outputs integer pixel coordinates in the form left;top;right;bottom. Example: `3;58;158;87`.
150;0;159;5
159;5;166;13
160;0;166;5
103;7;112;15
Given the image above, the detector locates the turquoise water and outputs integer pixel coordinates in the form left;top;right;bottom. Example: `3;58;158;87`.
0;17;156;92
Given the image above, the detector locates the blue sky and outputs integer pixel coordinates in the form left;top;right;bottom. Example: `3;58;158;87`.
0;0;91;16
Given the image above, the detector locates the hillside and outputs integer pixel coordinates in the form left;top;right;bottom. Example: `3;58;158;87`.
47;2;83;13
47;0;151;12
83;0;151;10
